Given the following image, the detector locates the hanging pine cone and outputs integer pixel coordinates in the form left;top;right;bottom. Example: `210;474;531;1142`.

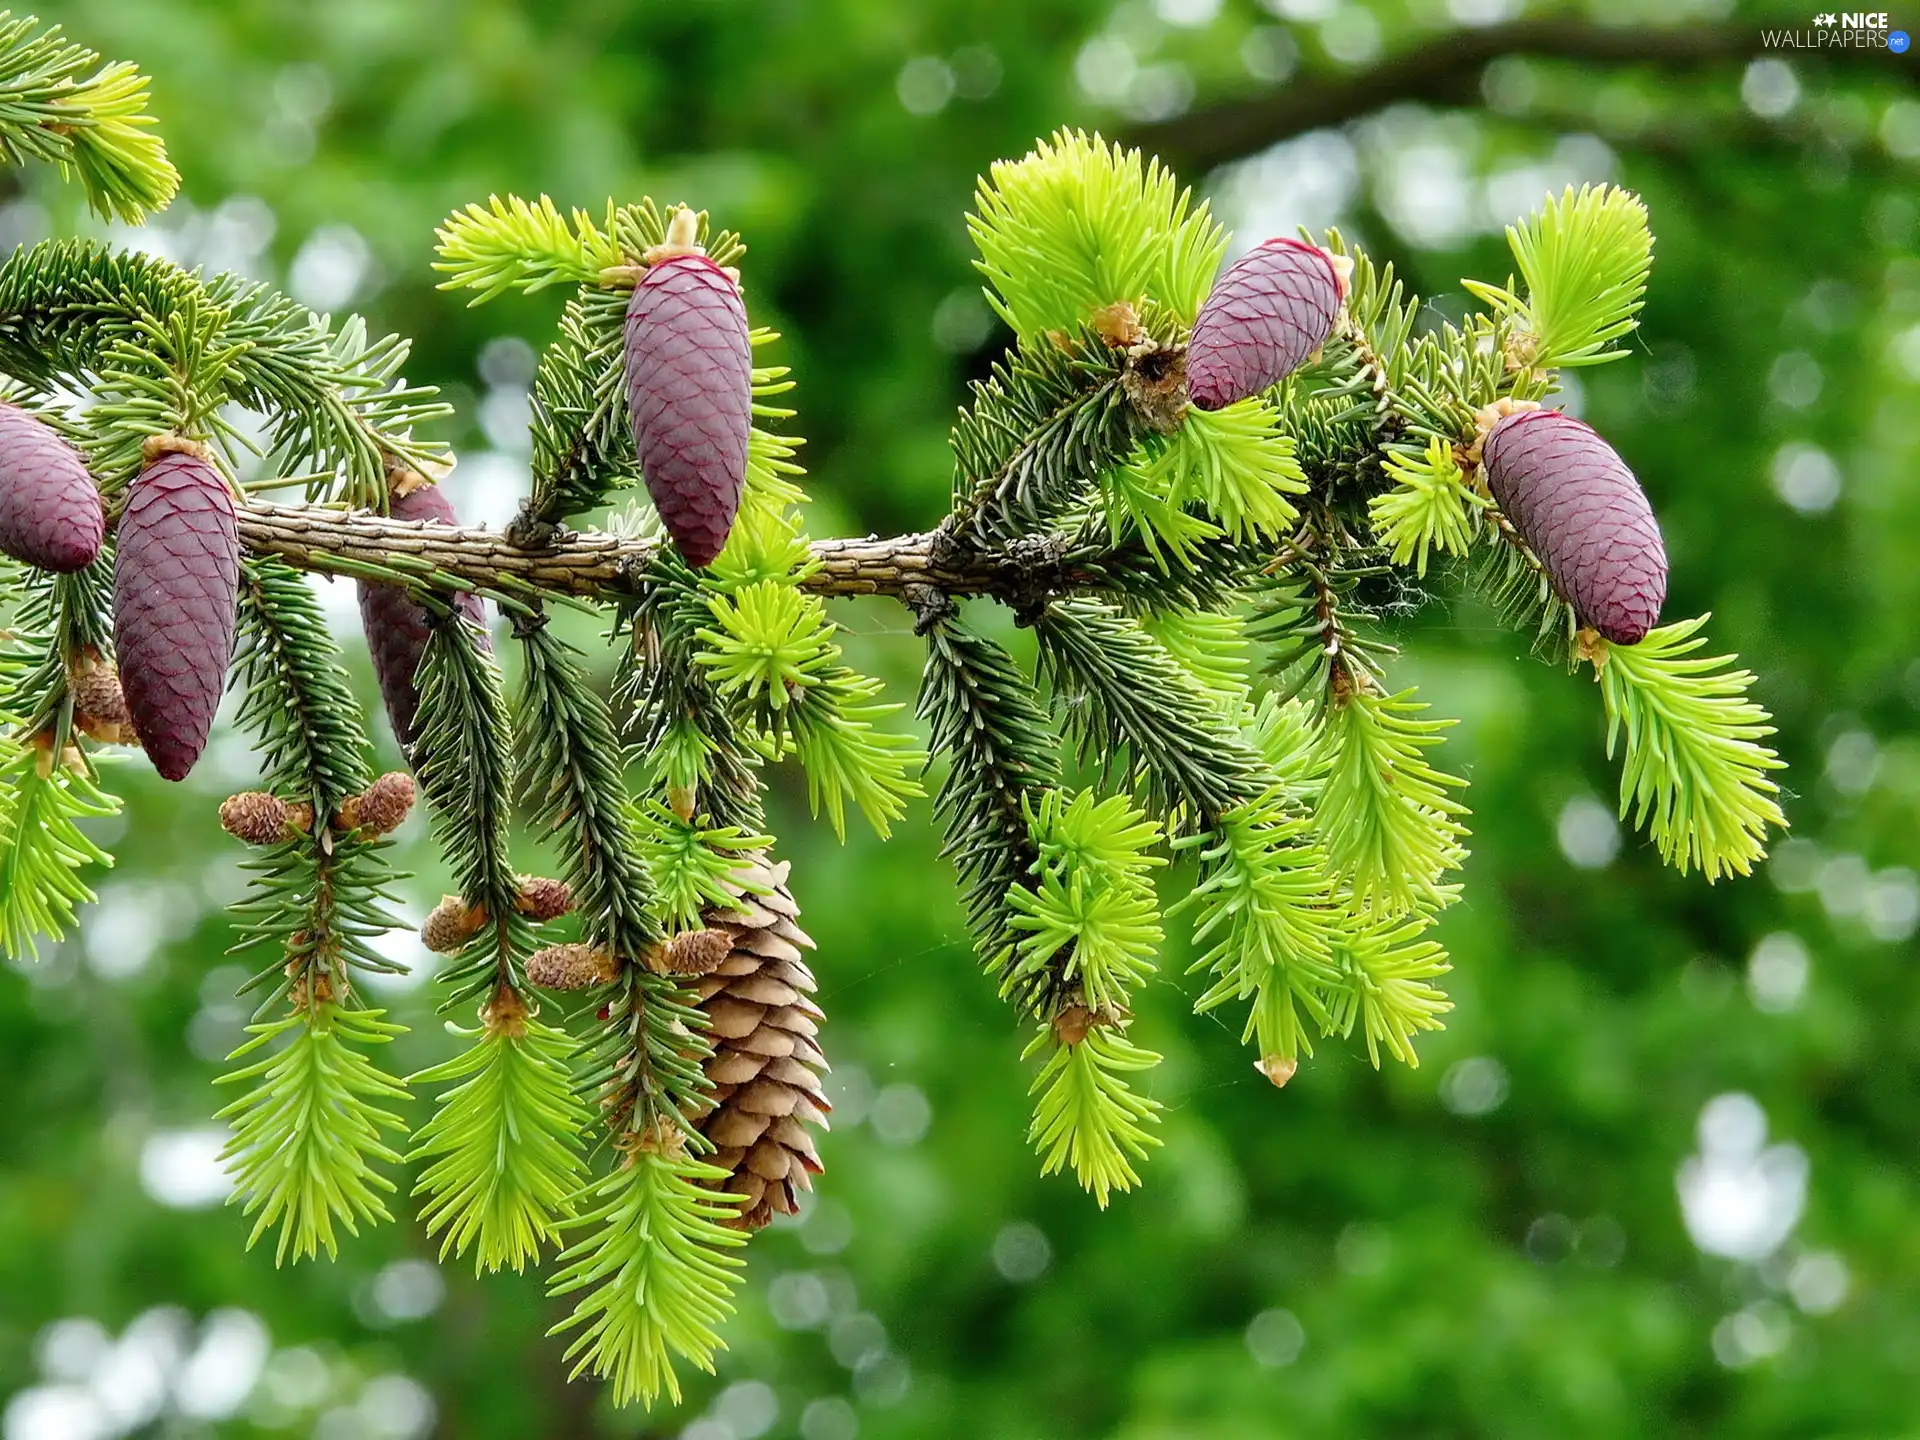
113;449;239;781
0;401;104;573
623;210;752;569
1185;238;1344;412
691;855;829;1230
1480;408;1668;646
356;482;487;756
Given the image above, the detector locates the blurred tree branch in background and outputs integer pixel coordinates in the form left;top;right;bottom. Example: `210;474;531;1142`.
1128;19;1917;172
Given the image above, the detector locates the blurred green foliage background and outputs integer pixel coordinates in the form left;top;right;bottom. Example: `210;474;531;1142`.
4;0;1919;1436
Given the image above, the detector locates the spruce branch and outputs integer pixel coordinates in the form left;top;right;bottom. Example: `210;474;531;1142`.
695;580;924;839
917;610;1062;1003
214;1003;410;1265
1032;596;1264;825
1175;791;1340;1076
0;737;117;962
1463;184;1653;370
1314;685;1469;917
970;128;1224;340
1369;437;1486;577
547;1142;748;1408
521;284;633;528
233;557;372;816
624;562;767;834
517;621;661;962
0;11;178;222
1001;789;1165;1013
434;195;623;303
948;334;1141;542
1595;615;1787;880
226;559;411;1007
408;1009;592;1274
632;803;771;931
0;560;120;964
1024;1020;1164;1206
1326;908;1453;1068
411;614;526;1008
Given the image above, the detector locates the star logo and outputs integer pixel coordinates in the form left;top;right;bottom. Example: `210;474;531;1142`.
1813;11;1837;23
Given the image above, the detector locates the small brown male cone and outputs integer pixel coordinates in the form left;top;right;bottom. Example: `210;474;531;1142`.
69;649;139;746
692;855;830;1230
335;771;417;836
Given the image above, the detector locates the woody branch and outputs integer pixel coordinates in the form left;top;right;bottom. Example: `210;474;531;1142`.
235;501;1122;606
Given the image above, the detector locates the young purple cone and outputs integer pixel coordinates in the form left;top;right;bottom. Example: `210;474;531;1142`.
1482;409;1668;646
624;253;752;568
114;451;239;781
356;483;487;756
1186;237;1344;412
0;402;104;572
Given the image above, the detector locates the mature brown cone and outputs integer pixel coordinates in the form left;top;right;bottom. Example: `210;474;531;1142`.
692;856;829;1230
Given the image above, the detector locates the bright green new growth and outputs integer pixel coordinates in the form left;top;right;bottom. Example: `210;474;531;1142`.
1110;397;1306;561
633;803;772;930
0;11;1792;1413
1025;1022;1165;1207
970;128;1226;339
547;1147;749;1407
1316;687;1469;917
408;1017;591;1274
1003;789;1165;1011
0;11;178;222
433;194;625;303
1178;797;1339;1073
1464;183;1653;369
0;742;117;959
1370;438;1486;577
215;1004;410;1265
1599;616;1788;880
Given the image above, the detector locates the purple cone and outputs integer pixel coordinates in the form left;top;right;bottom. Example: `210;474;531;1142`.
357;483;487;756
1482;409;1667;646
0;402;104;572
1186;238;1343;412
114;452;239;781
624;254;751;568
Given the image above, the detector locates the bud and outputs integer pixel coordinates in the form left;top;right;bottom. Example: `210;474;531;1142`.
69;648;138;746
421;894;489;953
219;791;312;846
644;926;734;977
624;246;752;567
513;875;574;922
336;771;416;836
527;942;619;991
